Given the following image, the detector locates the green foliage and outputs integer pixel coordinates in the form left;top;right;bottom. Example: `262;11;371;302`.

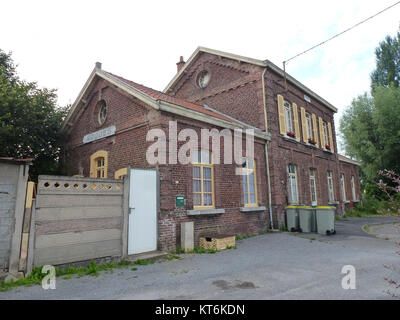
371;28;400;90
0;266;49;292
0;258;162;292
176;246;218;254
279;223;288;232
190;247;218;254
0;49;68;181
164;254;181;261
236;233;257;241
340;27;400;185
344;197;399;218
339;85;400;181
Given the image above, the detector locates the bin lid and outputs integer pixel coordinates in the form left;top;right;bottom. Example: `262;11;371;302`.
316;206;336;209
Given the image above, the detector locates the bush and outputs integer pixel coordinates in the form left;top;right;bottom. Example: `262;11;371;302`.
345;196;399;217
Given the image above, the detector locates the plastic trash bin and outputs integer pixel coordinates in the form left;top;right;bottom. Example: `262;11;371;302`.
298;206;315;233
286;206;299;232
316;206;336;235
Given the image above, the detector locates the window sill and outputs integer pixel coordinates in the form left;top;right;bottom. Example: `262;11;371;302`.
343;200;350;204
240;206;266;213
187;208;225;216
323;149;334;154
306;143;319;149
352;200;360;203
328;201;339;205
282;135;300;143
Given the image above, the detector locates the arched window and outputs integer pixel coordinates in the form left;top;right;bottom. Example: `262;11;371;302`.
90;150;108;178
115;168;127;180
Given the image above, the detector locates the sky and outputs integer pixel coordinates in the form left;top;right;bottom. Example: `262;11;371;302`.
1;0;400;152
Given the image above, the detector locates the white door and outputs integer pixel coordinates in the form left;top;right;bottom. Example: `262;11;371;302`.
128;168;157;255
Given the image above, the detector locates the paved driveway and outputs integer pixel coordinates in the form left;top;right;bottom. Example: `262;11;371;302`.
1;217;399;300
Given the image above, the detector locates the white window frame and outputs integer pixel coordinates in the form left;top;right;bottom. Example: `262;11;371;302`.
242;158;258;207
284;101;294;134
306;112;313;140
341;174;347;201
351;176;357;201
310;168;317;206
287;164;299;204
327;171;335;202
323;122;329;147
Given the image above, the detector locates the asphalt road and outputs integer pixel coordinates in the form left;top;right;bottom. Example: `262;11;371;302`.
1;216;399;300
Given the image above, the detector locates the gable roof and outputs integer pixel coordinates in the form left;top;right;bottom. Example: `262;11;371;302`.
106;72;237;124
61;66;270;140
163;46;338;113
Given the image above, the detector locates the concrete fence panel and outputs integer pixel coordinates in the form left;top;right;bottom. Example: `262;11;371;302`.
32;175;125;267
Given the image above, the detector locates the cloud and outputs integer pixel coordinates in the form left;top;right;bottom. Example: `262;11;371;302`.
1;0;399;131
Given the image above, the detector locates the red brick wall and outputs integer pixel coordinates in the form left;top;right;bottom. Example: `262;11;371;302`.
64;76;270;252
167;51;361;227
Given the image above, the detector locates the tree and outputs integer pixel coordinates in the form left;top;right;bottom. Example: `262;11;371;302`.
340;86;400;181
370;28;400;91
340;26;400;183
0;49;67;181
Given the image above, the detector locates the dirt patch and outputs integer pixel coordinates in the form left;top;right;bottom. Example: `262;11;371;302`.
212;279;257;290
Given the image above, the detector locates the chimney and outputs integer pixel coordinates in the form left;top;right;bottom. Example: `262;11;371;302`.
95;62;102;70
176;56;185;72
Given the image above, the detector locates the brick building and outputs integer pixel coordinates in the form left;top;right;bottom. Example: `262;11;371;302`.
62;47;360;251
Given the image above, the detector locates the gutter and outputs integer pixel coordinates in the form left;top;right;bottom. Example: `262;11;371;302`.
261;68;276;231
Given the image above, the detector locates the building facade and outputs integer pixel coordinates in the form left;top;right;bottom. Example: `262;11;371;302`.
62;47;360;251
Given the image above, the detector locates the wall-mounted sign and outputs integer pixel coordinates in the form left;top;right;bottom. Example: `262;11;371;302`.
83;125;116;144
176;195;185;207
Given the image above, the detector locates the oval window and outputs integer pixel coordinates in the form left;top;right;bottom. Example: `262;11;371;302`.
197;71;210;88
97;100;107;125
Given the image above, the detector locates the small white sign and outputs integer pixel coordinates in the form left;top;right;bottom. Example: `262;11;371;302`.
83;125;116;144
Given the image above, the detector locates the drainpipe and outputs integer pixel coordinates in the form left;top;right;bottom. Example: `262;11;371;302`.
261;68;276;230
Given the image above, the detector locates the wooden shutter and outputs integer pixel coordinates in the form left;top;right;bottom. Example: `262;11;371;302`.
277;95;286;135
328;122;335;153
293;103;300;140
312;114;319;147
319;117;325;148
301;107;307;142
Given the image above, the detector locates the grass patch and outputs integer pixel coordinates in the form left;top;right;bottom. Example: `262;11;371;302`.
279;223;288;232
343;198;400;218
0;256;165;292
164;254;181;261
236;233;257;241
362;224;371;233
189;247;218;254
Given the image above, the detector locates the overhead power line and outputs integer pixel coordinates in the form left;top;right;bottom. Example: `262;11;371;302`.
283;1;400;66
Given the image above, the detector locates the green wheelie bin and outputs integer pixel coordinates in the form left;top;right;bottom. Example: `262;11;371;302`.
286;206;300;232
316;206;336;235
298;206;315;233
